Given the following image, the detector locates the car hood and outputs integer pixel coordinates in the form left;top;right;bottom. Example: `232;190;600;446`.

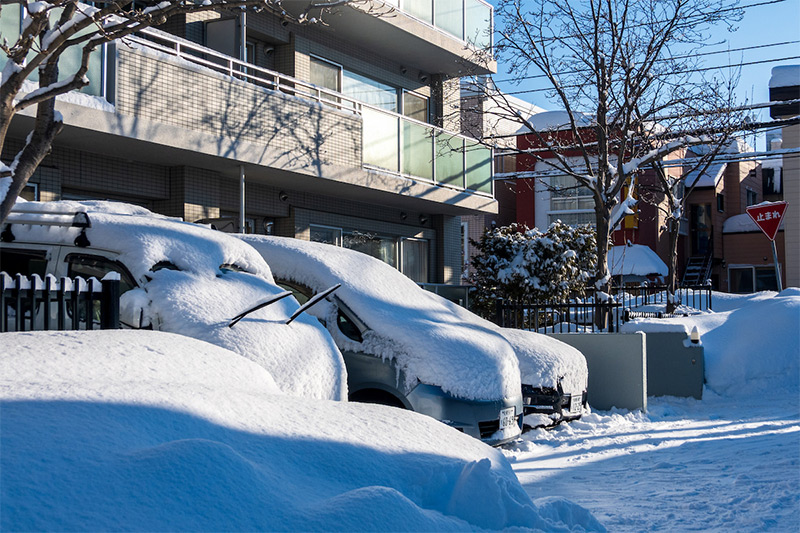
497;328;588;394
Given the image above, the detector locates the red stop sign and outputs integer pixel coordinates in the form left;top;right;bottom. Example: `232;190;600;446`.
746;201;787;241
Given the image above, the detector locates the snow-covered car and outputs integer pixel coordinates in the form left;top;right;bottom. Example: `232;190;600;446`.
238;235;526;445
1;330;593;531
497;328;588;427
0;201;346;401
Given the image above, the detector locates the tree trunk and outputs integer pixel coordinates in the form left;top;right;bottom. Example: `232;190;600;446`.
666;216;680;314
594;209;611;329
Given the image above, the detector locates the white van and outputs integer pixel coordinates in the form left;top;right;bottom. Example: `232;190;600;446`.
0;201;346;401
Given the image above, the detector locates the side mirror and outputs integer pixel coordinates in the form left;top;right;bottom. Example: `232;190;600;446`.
119;288;150;329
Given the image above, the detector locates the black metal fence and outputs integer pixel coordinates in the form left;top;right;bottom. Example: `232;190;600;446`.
1;272;120;332
494;284;712;333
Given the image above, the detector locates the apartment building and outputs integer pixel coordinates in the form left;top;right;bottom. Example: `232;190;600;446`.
2;0;497;285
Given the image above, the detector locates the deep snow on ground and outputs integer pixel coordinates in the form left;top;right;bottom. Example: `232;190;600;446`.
506;290;800;532
0;330;601;532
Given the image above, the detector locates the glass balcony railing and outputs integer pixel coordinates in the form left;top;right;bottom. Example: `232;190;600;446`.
383;0;493;50
363;107;493;196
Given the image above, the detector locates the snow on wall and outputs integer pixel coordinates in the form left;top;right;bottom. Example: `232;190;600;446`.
239;235;522;402
516;110;594;134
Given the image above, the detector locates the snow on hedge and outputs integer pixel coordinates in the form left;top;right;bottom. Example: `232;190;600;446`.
5;201;346;401
239;235;521;402
621;289;800;396
0;330;599;532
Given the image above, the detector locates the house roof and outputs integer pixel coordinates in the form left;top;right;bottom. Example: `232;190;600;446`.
516;110;594;134
723;213;786;234
684;161;727;188
608;244;668;277
769;65;800;89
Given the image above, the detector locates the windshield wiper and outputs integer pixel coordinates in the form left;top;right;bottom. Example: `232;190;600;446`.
285;284;341;325
228;290;293;328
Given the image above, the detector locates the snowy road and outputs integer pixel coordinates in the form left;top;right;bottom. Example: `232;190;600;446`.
504;394;800;531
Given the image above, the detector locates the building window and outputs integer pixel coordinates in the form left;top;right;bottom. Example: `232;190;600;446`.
343;231;398;267
746;189;758;206
309;224;343;246
729;265;779;293
716;193;724;213
309;56;342;103
402;90;429;122
310;224;429;282
548;174;594;226
401;237;429;283
20;183;39;201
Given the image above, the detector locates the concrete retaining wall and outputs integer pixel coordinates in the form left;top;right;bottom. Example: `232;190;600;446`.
549;332;647;412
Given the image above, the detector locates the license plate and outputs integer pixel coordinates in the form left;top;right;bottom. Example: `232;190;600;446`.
499;407;516;429
569;393;582;413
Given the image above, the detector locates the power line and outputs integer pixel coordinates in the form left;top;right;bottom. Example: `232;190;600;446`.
501;55;800;97
496;0;788;47
494;40;800;84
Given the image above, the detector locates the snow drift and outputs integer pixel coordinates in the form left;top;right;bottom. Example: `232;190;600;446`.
621;289;800;397
0;330;598;532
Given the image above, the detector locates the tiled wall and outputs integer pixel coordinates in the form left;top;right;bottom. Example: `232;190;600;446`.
115;46;362;171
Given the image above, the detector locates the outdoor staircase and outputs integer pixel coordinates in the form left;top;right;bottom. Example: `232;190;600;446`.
681;255;713;286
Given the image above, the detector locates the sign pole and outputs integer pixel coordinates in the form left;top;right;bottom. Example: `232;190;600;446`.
771;240;783;292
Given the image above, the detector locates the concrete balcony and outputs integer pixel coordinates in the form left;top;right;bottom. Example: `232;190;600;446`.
282;0;496;76
12;30;496;215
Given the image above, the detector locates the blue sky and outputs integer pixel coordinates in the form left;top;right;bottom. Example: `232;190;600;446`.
487;0;800;150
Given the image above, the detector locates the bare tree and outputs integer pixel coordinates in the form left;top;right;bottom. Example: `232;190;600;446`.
475;0;744;303
0;0;359;223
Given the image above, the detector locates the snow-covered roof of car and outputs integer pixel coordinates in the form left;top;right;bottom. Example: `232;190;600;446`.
4;201;346;401
1;330;572;531
238;235;521;402
6;200;271;282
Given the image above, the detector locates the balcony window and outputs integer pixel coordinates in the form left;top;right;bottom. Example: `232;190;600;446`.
465;0;492;49
402;120;434;180
343;71;398;112
363;108;400;172
404;0;433;24
465;141;492;194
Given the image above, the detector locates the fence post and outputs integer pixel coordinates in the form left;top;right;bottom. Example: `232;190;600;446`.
0;273;7;333
495;298;504;327
101;277;120;330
